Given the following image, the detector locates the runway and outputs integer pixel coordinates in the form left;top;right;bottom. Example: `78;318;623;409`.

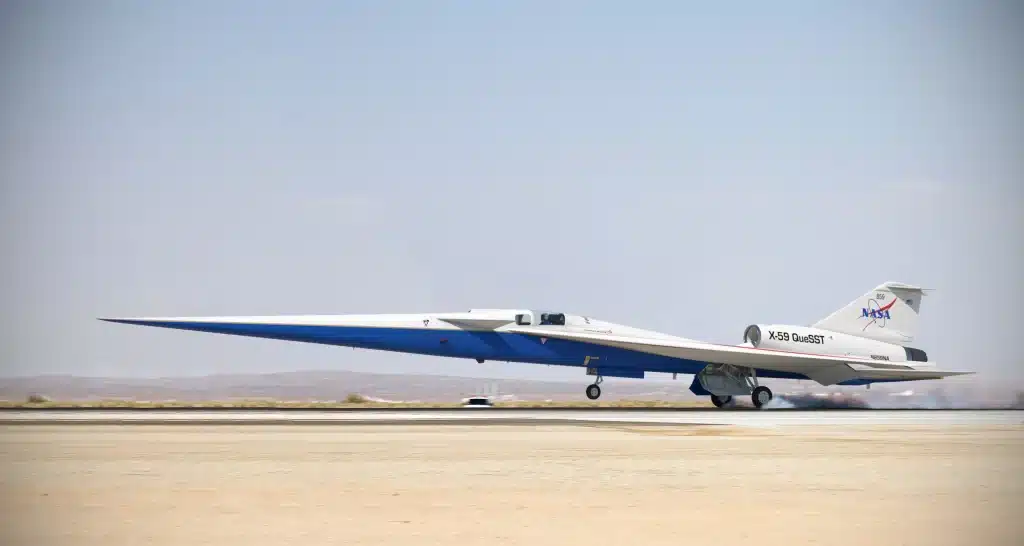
1;408;1021;427
3;411;1022;545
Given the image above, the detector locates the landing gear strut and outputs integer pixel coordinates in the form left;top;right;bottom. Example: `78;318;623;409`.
585;375;603;400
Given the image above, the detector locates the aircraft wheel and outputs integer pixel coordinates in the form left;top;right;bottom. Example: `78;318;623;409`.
710;394;732;408
752;386;773;408
585;384;601;400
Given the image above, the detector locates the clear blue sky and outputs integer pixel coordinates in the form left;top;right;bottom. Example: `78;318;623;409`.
2;1;1021;386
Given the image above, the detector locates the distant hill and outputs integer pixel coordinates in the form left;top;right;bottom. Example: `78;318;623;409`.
0;369;701;403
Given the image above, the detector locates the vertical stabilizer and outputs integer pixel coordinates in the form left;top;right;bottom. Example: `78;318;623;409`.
812;282;930;343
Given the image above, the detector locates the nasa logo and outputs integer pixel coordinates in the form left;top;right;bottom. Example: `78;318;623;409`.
861;308;891;319
860;295;897;329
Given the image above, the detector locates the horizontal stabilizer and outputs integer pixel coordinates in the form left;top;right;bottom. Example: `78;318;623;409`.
804;363;972;386
845;363;973;380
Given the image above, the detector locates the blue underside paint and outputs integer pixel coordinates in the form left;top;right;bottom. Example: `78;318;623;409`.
105;319;833;383
590;367;645;379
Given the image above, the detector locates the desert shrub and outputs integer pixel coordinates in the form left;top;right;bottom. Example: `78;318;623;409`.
26;393;50;404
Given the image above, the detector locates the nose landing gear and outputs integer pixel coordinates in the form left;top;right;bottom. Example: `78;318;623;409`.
585;375;603;400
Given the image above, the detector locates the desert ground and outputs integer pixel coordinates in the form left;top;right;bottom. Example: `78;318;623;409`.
2;422;1022;546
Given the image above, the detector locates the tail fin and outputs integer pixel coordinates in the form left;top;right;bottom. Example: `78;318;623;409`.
811;282;930;343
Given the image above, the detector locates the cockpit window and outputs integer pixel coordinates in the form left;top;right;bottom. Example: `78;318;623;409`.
540;313;565;326
515;313;531;326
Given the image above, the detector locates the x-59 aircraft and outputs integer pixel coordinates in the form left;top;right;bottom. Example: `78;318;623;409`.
101;281;971;408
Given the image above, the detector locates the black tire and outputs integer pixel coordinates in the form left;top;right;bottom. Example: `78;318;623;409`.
752;386;773;408
585;384;601;400
710;395;732;408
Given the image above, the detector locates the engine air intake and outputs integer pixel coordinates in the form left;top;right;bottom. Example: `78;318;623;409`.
903;346;928;362
743;324;762;347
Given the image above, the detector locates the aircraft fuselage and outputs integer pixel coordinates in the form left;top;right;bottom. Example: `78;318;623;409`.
101;283;972;409
106;310;805;380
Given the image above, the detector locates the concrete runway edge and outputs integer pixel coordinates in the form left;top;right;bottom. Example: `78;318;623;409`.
0;417;717;427
2;408;1021;427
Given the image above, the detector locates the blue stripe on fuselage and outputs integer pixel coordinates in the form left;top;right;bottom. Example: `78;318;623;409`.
105;320;812;380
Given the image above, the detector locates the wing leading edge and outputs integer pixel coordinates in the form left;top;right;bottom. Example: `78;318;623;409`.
504;326;972;386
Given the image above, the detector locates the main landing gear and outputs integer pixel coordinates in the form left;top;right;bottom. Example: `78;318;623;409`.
585;375;603;400
695;363;774;409
710;394;732;408
751;386;773;408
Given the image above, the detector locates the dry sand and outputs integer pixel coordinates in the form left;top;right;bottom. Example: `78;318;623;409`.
1;423;1022;546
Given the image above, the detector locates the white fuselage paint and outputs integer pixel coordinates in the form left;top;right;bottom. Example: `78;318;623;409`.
746;324;910;363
